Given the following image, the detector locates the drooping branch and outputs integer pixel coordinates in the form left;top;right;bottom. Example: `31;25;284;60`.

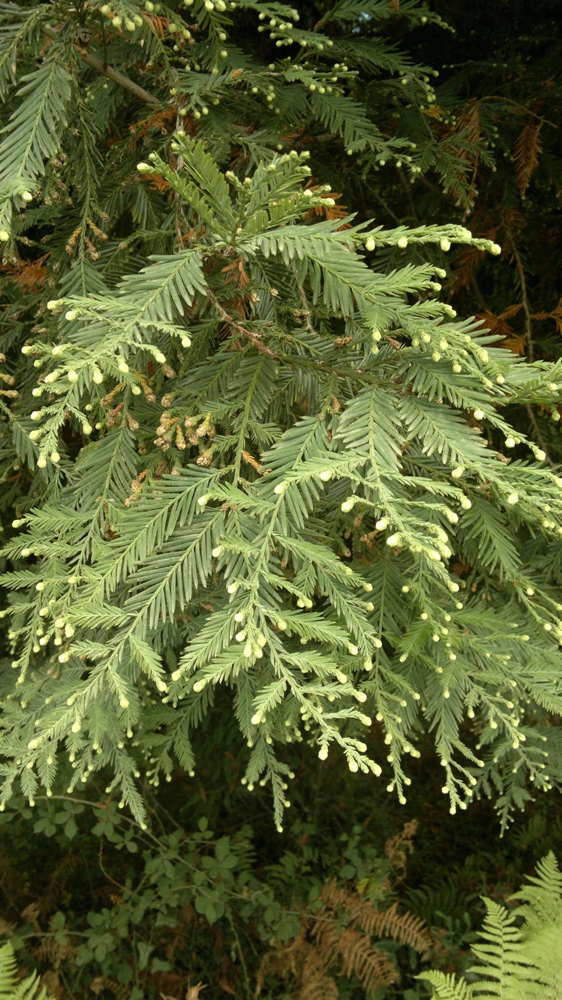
41;26;160;106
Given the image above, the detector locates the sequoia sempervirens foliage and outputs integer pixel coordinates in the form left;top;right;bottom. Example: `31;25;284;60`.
0;0;562;832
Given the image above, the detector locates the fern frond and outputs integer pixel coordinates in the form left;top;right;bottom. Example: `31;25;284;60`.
0;942;53;1000
416;970;473;999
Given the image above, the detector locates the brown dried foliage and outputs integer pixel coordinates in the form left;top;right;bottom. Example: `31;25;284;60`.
513;116;543;199
1;254;49;292
256;822;431;999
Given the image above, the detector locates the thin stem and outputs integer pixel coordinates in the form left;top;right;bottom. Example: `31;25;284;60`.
227;913;253;1000
511;242;534;362
470;272;488;312
525;403;555;467
396;167;419;224
99;834;126;890
504;227;555;462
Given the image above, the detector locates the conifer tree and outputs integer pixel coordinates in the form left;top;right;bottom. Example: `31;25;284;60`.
1;0;562;833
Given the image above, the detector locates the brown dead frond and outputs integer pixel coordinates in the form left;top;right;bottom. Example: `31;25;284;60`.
514;116;543;199
2;253;49;292
37;854;80;917
384;818;418;880
140;173;172;192
452;245;485;292
256;931;339;1000
21;903;41;932
221;257;249;287
130;104;175;134
477;305;523;348
499;207;526;253
317;878;432;958
435;98;483;207
40;970;61;1000
256;864;432;998
531;297;562;335
33;933;76;970
91;977;128;1000
299;952;338;1000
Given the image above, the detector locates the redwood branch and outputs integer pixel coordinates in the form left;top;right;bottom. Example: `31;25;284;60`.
42;25;160;106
